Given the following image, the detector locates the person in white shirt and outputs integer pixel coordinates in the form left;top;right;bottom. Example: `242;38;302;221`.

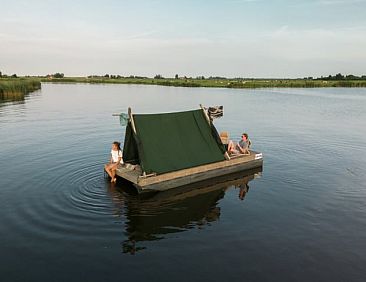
104;141;123;183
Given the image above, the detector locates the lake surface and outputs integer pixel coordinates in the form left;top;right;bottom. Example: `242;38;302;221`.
1;83;365;281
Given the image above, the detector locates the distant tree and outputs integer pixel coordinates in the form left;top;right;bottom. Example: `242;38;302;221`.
175;74;179;79
346;74;359;80
11;73;17;78
0;71;2;77
208;76;227;80
335;73;344;80
154;74;164;79
53;73;64;78
315;73;366;80
104;74;110;78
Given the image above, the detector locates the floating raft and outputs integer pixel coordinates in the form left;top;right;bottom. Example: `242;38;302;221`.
115;106;263;193
116;150;263;193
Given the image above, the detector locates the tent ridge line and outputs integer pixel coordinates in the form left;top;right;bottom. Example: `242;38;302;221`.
199;104;211;123
200;104;230;161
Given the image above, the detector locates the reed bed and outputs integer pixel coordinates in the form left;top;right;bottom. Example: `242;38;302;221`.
0;79;41;96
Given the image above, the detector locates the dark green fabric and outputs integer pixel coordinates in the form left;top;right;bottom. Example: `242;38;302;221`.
130;109;226;174
122;122;140;164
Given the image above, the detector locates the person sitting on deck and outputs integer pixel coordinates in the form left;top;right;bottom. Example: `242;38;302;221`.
227;133;251;155
104;141;123;183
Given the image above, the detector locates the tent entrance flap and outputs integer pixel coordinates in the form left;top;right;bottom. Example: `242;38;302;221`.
122;122;140;165
123;109;226;174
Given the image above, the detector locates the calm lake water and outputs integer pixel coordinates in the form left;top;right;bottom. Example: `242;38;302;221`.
1;83;366;281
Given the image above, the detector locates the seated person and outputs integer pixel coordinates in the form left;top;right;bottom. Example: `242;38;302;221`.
104;141;123;183
227;133;251;155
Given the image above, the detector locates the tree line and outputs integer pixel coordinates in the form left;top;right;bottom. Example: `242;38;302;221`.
0;71;18;78
316;73;366;81
2;71;366;81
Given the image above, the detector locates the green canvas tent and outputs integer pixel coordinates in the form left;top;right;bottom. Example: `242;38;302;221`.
123;109;226;175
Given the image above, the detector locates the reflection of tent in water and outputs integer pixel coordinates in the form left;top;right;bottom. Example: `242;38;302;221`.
114;167;262;254
117;107;263;193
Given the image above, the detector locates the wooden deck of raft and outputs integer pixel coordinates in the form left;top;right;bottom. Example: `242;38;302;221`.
116;150;263;193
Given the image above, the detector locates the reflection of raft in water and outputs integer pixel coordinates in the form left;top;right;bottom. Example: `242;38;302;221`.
118;167;262;254
116;107;263;193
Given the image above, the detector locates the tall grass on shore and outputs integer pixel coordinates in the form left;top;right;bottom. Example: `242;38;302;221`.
0;79;41;101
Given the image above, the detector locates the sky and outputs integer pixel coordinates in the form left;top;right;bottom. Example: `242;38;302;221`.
1;0;366;78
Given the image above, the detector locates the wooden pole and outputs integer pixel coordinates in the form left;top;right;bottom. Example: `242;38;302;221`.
199;104;211;123
128;107;148;176
128;107;137;134
200;104;230;160
224;151;231;160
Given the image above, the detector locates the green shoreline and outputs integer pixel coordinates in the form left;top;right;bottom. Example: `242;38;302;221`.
1;77;366;97
41;77;366;88
0;79;41;98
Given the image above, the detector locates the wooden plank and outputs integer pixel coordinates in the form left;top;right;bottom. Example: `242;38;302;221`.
116;149;263;192
140;159;263;192
139;150;261;186
138;151;262;190
115;167;140;184
145;166;262;197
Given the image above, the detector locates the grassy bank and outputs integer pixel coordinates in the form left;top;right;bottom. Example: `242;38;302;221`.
0;78;41;96
41;77;366;88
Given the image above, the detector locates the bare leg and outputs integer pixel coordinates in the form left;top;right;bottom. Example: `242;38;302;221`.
110;163;118;182
228;141;234;152
111;169;116;182
104;163;113;178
